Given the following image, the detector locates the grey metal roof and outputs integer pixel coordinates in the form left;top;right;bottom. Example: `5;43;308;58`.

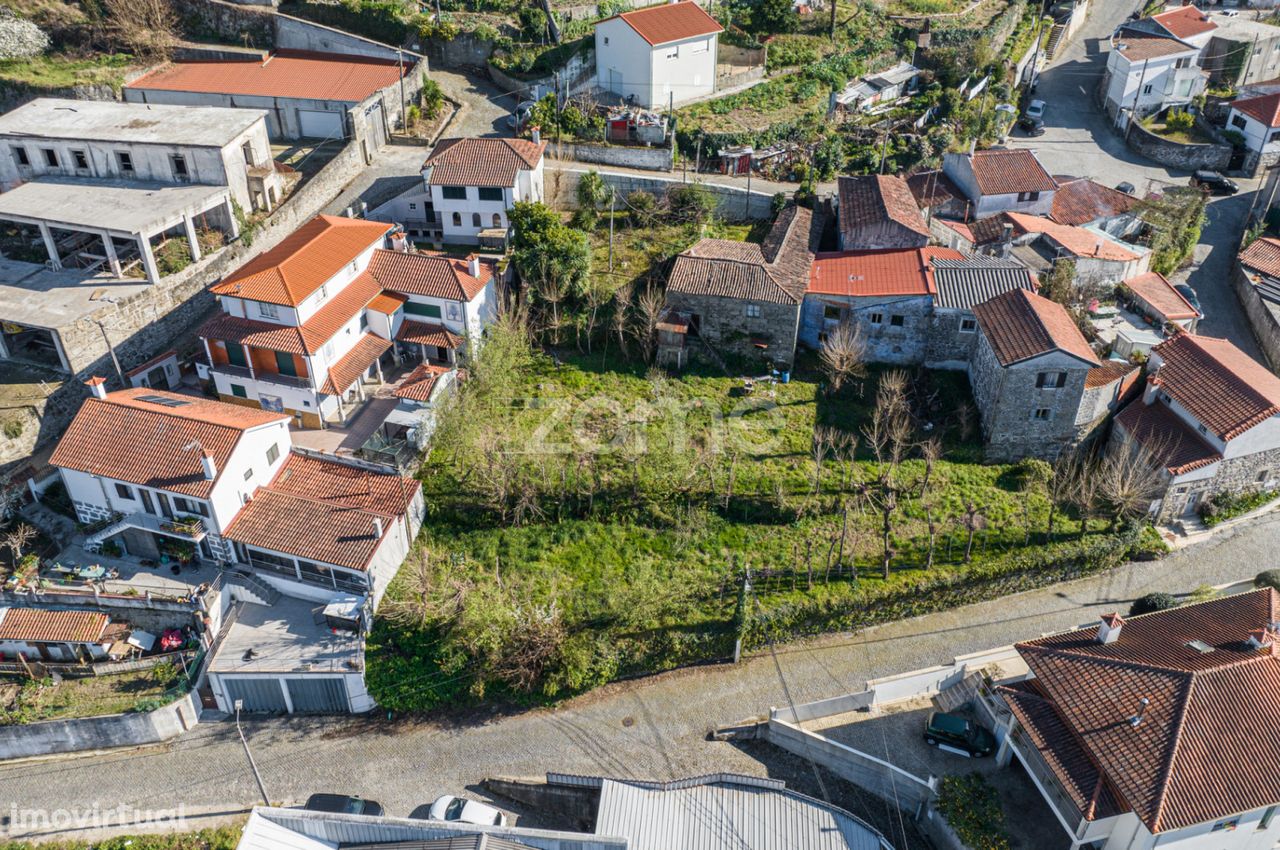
593;775;893;850
931;256;1037;310
342;835;540;850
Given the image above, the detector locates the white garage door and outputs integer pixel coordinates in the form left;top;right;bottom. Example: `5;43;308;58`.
298;109;344;140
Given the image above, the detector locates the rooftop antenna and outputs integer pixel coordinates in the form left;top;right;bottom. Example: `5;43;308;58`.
1128;697;1151;727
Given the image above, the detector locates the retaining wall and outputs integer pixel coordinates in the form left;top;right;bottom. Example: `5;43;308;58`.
0;589;203;634
546;165;775;219
174;0;275;48
547;141;674;172
0;691;200;761
1233;262;1280;370
275;12;411;62
1126;121;1231;171
419;32;494;69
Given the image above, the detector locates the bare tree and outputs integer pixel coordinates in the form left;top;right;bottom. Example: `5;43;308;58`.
1;523;35;569
960;501;986;564
918;437;942;497
860;373;914;578
608;282;633;360
811;426;836;495
923;502;938;569
1097;444;1164;531
1046;451;1079;542
582;277;611;354
104;0;177;58
1070;457;1102;540
818;322;868;394
1017;459;1053;545
633;284;665;363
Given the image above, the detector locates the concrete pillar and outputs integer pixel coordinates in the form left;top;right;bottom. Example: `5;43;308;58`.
182;215;202;264
336;391;347;424
222;197;240;240
374;358;384;385
137;235;160;284
38;222;61;270
101;233;121;278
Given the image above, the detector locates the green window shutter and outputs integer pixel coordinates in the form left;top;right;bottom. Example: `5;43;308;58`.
226;344;248;368
230;384;248;398
405;302;443;319
275;351;297;376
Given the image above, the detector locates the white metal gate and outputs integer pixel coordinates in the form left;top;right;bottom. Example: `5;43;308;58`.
285;677;350;714
222;677;288;713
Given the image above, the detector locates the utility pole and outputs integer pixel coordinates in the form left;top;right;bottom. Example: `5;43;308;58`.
235;700;270;806
397;48;407;132
695;136;702;176
878;128;890;174
745;167;752;219
1126;58;1151;140
93;320;125;384
1242;33;1261;87
608;189;616;272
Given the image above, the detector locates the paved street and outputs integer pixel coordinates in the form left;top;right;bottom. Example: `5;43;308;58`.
0;511;1272;841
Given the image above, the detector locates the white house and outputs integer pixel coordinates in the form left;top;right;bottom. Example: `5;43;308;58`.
941;148;1058;218
594;1;723;109
0;607;124;663
395;137;547;246
1226;92;1280;175
1104;32;1206;121
1126;4;1217;51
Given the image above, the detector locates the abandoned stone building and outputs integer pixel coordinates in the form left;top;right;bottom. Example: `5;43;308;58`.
924;255;1038;369
834;175;929;251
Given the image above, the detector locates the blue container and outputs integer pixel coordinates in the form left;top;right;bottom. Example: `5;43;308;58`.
780;371;790;384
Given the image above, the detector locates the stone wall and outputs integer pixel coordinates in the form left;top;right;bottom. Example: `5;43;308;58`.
1126;121;1232;172
664;291;800;367
924;309;979;370
174;0;275;48
418;31;494;69
546;165;776;219
0;691;200;760
547;140;674;172
1232;262;1280;370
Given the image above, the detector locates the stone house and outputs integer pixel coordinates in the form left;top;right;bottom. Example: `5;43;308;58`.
1110;332;1280;524
834;175;929;250
956;212;1151;289
1225;92;1280;177
925;255;1039;369
969;288;1103;461
1049;178;1142;239
941;148;1058;218
907;170;970;226
663;204;816;366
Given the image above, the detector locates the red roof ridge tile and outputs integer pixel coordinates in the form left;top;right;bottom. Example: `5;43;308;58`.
611;1;723;46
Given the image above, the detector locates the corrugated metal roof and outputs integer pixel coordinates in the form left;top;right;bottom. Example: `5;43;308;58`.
930;256;1037;309
594;776;890;850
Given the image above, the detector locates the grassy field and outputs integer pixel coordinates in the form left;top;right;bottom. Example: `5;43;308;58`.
0;53;135;92
0;669;173;724
0;825;243;850
366;331;1110;711
586;217;762;293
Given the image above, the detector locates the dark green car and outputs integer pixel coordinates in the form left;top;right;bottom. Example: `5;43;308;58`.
924;711;997;758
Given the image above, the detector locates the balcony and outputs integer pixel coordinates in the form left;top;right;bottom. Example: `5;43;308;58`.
85;512;207;548
1007;725;1090;840
210;363;312;390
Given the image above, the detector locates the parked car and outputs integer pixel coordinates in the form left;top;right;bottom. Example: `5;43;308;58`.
1024;99;1046;120
923;711;996;758
1116;181;1136;195
422;795;509;827
1175;283;1203;317
1017;116;1046;137
303;794;384;816
506;100;535;133
1192;170;1239;196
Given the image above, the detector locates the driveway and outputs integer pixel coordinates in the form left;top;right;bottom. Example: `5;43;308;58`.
0;509;1274;842
432;66;519;139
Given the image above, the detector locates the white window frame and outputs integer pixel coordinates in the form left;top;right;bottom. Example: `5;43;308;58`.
745;303;762;318
258;301;279;319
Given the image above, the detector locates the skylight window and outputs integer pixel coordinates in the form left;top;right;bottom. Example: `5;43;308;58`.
137;395;191;408
1185;640;1215;654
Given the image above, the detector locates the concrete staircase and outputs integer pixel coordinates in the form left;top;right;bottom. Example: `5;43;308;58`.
1043;23;1067;62
226;568;280;607
692;334;732;376
82;514;131;552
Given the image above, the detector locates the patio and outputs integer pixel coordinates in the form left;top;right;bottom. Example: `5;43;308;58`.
39;543;220;600
1090;305;1166;358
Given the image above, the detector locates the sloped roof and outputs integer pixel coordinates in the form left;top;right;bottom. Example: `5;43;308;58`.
0;607;109;644
1123;271;1199;322
668;204;815;304
1232;92;1280;128
1150;333;1280;441
367;291;408;314
808;247;962;298
1239;235;1280;278
906;170;963;209
367;249;492;301
395;320;463;349
50;389;288;499
320;333;392;395
393;362;451;402
1084;359;1140;391
1115;397;1222;475
972;287;1100;367
1011;589;1280;833
930;255;1038;309
1151;4;1216;40
1050;178;1140;227
1115;32;1199;61
211;216;390;307
967;149;1057;196
423;137;547;188
127;49;406;103
268;451;417;515
836;175;930;244
606;1;723;46
1005;212;1142;262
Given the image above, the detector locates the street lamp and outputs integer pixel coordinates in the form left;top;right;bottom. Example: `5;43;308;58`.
234;699;271;806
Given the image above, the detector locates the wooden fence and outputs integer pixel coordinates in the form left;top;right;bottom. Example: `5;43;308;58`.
0;650;195;680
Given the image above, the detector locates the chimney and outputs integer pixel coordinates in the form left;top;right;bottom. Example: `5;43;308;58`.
84;376;108;400
372;518;383;539
1128;697;1151;727
1000;222;1014;258
1247;628;1275;650
531;125;541;144
1097;612;1124;644
467;255;482;278
199;450;217;481
1142;361;1163;405
390;231;409;252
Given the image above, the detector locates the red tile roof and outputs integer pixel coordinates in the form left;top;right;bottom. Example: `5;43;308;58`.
1005;212;1142;262
395;320;463;349
1150;333;1280;441
1239;236;1280;278
1085;359;1140;390
367;291;407;314
320;333;392;395
1115;397;1222;474
212;216;390;307
127;49;407;103
394;363;451;402
368;249;492;302
836;175;930;243
51;389;288;498
1231;92;1280;128
906;170;963;209
609;1;723;46
1115;32;1199;61
668;205;815;304
268;452;417;515
967;149;1057;196
973;288;1100;367
807;247;964;297
1123;271;1199;322
1011;589;1280;833
1151;4;1216;40
423;137;547;188
1050;178;1140;227
0;607;109;644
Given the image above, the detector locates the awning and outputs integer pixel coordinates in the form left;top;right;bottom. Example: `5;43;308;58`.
395;320;463;350
320;333;392;395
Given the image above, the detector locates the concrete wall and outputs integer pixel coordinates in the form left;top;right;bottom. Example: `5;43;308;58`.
419;32;494;70
546;165;775;219
275;13;408;62
0;590;204;633
546;140;674;172
0;691;199;760
173;0;275;49
1125;120;1232;171
1233;262;1280;370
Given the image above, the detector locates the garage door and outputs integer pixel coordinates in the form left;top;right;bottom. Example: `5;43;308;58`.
221;677;288;713
284;678;350;714
298;109;344;140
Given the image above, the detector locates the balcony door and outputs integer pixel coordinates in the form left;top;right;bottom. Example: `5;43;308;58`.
226;344;248;369
157;492;174;519
139;489;157;516
275;352;298;377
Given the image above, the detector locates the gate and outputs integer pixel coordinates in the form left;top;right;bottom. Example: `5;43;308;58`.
284;677;350;714
222;677;288;713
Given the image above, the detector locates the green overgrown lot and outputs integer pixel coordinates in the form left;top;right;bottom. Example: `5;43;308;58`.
0;52;133;91
367;335;1120;712
0;668;172;724
0;824;243;850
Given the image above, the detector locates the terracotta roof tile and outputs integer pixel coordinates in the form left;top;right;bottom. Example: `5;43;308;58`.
668;204;814;304
320;333;392;395
268;452;417;515
395;320;463;349
968;149;1057;196
0;607;109;644
127;50;407;103
1115;32;1199;61
423;137;547;188
50;389;288;498
1151;4;1216;40
1234;93;1280;128
906;170;963;209
368;249;492;301
1085;359;1140;390
367;291;407;314
836;175;930;244
609;1;723;46
973;288;1100;367
1012;589;1280;833
224;488;389;571
808;247;962;297
1123;271;1199;322
394;362;451;402
212;216;390;307
1239;236;1280;278
1005;212;1142;262
199;314;308;356
1150;333;1280;441
1050;178;1140;227
1115;397;1222;474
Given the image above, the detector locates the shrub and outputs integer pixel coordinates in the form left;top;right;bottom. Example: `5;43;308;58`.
1165;109;1194;131
1129;592;1178;616
1;419;22;439
934;773;1011;850
1127;525;1169;561
154;238;191;276
667;183;716;224
420;76;444;119
1255;569;1280;591
151;661;179;686
1200;487;1278;526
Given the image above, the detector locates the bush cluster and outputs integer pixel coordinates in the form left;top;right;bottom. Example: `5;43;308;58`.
934;773;1011;850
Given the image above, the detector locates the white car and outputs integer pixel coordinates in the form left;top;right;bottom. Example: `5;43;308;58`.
427;795;509;827
1024;99;1046;120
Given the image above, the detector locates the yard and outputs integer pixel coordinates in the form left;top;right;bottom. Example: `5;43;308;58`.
0;667;177;724
0;825;242;850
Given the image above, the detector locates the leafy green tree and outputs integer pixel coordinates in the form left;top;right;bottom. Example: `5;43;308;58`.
574;170;610;229
1041;259;1076;305
753;0;798;34
1137;188;1207;276
510;202;591;299
811;135;846;181
667;183;716;224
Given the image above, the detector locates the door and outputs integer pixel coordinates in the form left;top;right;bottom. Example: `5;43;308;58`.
298;109;344;141
275;352;297;377
139;489;156;516
157;492;174;520
284;678;350;714
146;366;169;390
221;677;288;713
1184;491;1201;516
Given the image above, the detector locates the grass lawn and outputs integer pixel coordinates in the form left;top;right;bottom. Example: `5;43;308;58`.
587;217;761;293
1142;120;1216;146
0;52;135;92
0;669;173;724
0;824;243;850
367;335;1114;712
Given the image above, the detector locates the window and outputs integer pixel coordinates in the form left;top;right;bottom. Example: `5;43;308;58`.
960;318;977;333
1033;408;1050;421
1198;423;1208;435
360;311;369;332
242;140;255;168
1036;371;1067;389
42;148;57;167
472;213;482;227
266;443;280;465
170;154;188;179
890;314;905;327
274;351;297;377
666;46;679;59
452;212;462;227
1233;114;1249;130
745;304;762;318
1212;819;1240;833
447;303;460;320
243;468;254;481
1260;807;1277;831
116;151;133;173
690;38;708;54
441;186;467;200
603;36;609;45
405;301;443;318
317;283;328;300
493;213;502;227
225;343;248;368
10;146;28;167
115;483;135;500
72;150;88;170
869;312;884;325
823;305;841;320
1142;84;1154;95
478;187;503;202
258;301;279;319
230;383;248;398
1017;191;1041;202
1257;469;1272;485
408;202;416;210
1175;56;1191;69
